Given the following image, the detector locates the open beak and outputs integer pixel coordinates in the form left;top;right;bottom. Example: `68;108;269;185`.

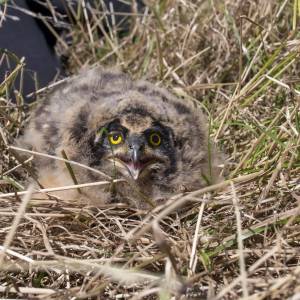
107;135;159;180
127;144;144;180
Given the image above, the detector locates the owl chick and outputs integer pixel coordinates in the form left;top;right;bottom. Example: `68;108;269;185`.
18;67;222;207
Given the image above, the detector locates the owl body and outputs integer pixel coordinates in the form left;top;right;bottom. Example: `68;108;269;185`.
19;67;222;207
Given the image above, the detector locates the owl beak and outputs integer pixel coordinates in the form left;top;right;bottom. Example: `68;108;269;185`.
110;136;155;180
128;144;144;180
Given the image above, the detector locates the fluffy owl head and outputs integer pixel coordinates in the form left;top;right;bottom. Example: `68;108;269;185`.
92;114;176;182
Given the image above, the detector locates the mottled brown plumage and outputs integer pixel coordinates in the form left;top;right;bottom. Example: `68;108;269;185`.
18;67;222;207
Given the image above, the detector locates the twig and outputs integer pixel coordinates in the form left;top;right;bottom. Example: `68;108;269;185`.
0;185;33;266
189;201;205;274
231;182;248;298
8;145;112;180
0;179;124;198
127;170;266;241
61;149;82;194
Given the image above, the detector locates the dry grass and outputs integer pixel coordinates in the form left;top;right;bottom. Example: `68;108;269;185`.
1;0;300;299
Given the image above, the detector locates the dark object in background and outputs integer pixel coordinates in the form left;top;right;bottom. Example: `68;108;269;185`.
0;0;144;102
0;0;62;101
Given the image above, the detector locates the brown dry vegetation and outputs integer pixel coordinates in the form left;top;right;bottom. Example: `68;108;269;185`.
0;0;300;299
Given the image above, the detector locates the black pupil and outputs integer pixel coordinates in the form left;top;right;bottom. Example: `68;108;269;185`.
113;134;120;141
152;134;159;144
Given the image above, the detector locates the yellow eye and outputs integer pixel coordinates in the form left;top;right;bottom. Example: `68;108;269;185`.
149;133;161;147
109;133;123;145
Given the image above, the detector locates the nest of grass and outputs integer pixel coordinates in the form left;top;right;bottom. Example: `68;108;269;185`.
0;0;300;299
